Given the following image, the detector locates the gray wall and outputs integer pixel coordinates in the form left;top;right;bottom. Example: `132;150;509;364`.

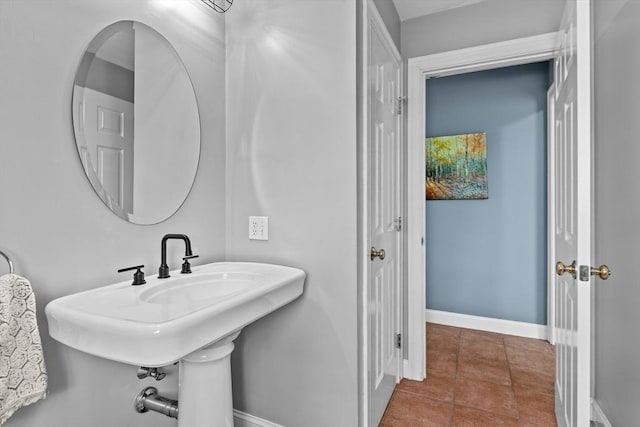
372;0;401;51
226;1;359;426
77;55;134;103
593;0;640;424
0;1;225;426
401;0;564;58
425;63;550;324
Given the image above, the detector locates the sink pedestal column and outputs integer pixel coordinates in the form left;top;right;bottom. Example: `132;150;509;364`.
178;331;240;427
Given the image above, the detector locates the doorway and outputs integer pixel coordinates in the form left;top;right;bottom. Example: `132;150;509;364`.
424;61;551;330
405;32;560;381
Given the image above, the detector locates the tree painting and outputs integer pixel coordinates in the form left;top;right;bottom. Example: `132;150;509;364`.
425;133;488;200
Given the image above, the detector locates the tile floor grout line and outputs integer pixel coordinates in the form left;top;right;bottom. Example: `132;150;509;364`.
448;328;460;426
502;334;522;423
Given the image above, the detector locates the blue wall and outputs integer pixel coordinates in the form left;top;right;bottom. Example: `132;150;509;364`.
425;62;551;324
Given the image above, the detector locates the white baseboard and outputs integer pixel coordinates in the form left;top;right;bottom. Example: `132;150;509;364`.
402;358;418;380
234;409;283;427
425;309;547;340
591;399;613;427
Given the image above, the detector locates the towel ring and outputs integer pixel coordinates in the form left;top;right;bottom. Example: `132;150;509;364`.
0;250;14;274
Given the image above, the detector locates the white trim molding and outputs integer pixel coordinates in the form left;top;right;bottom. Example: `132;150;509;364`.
591;399;613;427
546;86;557;346
234;410;284;427
413;32;559;78
406;31;561;380
426;309;547;340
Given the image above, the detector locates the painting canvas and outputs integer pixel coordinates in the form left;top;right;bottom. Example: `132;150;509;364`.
425;132;488;200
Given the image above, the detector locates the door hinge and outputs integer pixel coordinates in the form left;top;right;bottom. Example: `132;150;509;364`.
396;97;407;115
393;216;402;231
395;333;402;349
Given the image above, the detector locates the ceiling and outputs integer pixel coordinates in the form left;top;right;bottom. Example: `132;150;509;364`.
391;0;487;21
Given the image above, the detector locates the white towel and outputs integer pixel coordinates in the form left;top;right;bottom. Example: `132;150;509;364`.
0;274;47;424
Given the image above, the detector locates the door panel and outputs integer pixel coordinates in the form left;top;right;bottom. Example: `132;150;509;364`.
97;146;125;208
367;5;402;426
553;1;592;425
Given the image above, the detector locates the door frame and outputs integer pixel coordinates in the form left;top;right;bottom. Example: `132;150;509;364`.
405;32;560;380
359;0;404;425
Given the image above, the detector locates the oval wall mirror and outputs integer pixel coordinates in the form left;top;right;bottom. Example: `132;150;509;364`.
72;21;200;225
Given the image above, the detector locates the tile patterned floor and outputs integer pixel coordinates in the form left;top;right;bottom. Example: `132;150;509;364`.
380;323;557;426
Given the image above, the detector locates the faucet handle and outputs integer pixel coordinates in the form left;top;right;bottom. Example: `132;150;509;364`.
118;265;146;286
181;255;199;274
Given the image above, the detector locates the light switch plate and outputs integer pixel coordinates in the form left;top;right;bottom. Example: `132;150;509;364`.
249;216;268;240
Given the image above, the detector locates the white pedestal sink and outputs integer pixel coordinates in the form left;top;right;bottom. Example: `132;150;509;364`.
45;262;305;426
178;331;240;427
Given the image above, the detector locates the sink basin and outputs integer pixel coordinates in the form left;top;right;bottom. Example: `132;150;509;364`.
139;272;259;306
45;262;305;367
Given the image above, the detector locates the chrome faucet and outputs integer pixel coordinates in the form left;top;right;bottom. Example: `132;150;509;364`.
158;234;198;279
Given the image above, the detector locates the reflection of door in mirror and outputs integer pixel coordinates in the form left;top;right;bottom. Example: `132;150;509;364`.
72;21;135;217
77;89;134;214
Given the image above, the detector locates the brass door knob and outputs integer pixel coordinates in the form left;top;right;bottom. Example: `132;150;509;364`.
556;260;577;278
591;265;611;280
370;247;385;261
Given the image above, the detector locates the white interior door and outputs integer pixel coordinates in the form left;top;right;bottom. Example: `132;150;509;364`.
552;0;592;425
366;3;402;426
76;86;134;214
